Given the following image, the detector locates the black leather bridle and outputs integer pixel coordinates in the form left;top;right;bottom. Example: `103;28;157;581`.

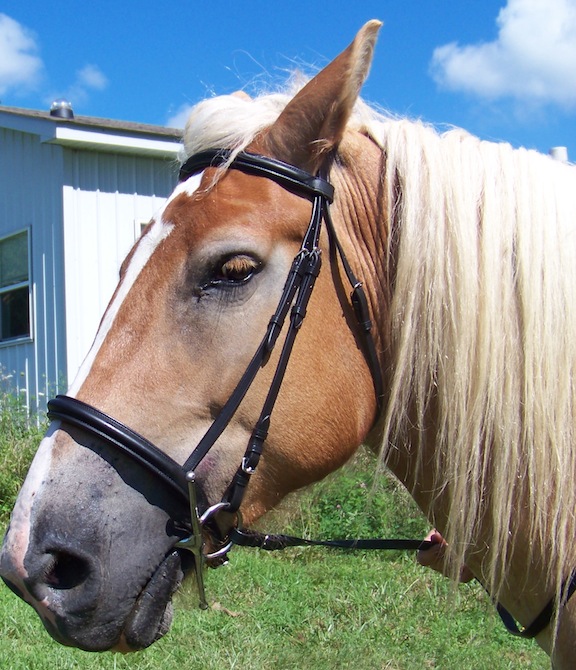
47;148;386;608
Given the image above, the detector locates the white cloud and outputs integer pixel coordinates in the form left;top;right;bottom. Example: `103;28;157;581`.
431;0;576;108
0;13;43;96
77;64;108;91
166;103;194;129
49;64;108;110
0;13;108;112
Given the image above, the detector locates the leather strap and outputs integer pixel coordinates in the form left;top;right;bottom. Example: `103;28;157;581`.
47;395;190;507
496;569;576;638
182;192;326;478
324;203;384;409
223;247;323;512
179;149;335;202
230;527;434;552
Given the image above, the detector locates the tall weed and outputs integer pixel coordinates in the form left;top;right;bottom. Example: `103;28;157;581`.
0;393;43;525
268;448;429;542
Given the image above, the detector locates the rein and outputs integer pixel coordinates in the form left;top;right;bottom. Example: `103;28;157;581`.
45;149;569;639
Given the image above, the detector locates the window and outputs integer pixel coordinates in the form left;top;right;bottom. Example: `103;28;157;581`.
0;230;30;342
137;219;151;238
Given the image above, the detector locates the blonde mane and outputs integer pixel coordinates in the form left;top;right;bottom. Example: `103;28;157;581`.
182;86;576;617
377;120;576;607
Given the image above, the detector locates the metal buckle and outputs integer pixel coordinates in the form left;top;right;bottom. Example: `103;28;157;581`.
241;456;257;475
205;509;243;561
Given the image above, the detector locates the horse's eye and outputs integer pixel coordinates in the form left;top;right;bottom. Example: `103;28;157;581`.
213;254;261;285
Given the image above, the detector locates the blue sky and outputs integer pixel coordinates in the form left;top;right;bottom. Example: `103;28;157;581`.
1;1;575;159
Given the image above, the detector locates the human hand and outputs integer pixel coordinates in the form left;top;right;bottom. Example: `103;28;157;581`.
416;529;474;583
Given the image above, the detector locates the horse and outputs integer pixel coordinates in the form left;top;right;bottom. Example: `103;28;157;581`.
2;20;576;667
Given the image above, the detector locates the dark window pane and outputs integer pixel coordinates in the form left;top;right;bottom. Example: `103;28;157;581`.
0;232;28;288
1;287;30;339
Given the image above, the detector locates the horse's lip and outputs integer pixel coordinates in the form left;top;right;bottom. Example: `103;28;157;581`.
118;550;186;651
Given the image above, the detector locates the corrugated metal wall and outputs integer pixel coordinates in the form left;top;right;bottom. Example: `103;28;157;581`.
62;150;177;388
0;127;66;412
0;125;178;413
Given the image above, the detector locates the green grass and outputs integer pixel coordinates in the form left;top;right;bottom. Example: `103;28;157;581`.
0;393;44;521
0;549;549;669
0;400;549;669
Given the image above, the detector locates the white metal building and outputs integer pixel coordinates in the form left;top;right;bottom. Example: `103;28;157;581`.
0;104;181;412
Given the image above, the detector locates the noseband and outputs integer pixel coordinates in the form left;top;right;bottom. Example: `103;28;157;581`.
47;148;385;608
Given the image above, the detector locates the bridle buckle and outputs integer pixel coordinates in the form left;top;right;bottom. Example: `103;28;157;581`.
241;456;257;475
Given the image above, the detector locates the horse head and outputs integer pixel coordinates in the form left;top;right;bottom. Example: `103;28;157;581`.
0;21;386;651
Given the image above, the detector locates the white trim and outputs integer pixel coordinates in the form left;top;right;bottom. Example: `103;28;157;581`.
0;109;182;159
45;126;181;158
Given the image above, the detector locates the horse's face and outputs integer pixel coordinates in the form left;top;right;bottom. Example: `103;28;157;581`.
71;166;375;515
0;21;382;651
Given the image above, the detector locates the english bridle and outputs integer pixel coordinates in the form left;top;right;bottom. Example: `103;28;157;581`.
47;148;386;607
45;148;574;639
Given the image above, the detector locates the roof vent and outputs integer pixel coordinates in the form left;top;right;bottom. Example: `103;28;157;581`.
50;99;74;119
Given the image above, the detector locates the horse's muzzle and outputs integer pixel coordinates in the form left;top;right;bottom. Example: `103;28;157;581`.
1;531;187;651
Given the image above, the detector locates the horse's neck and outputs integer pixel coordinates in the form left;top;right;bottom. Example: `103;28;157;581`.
384;417;575;664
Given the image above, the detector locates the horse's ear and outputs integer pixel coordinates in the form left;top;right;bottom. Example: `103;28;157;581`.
231;90;252;101
263;20;382;172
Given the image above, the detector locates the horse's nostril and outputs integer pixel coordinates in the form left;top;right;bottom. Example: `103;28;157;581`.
44;551;91;590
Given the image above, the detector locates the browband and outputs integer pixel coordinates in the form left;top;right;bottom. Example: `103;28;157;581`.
179;149;335;202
